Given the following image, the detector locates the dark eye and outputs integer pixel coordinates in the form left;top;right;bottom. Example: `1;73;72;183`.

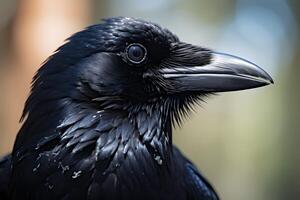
126;43;147;64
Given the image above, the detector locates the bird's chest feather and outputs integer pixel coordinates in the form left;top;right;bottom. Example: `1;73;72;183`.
12;109;183;200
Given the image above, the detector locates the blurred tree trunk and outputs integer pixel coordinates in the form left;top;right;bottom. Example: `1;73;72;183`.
277;46;300;200
275;1;300;199
0;0;92;155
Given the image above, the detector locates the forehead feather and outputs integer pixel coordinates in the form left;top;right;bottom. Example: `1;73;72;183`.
99;17;179;47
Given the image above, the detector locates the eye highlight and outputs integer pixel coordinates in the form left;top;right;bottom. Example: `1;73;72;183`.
126;43;147;64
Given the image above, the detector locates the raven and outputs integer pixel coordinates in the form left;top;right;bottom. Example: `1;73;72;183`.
0;17;273;200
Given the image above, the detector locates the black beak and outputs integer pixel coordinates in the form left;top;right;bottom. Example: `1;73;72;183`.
160;50;273;93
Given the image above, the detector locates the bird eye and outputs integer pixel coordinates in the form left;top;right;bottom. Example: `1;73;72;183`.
126;43;147;64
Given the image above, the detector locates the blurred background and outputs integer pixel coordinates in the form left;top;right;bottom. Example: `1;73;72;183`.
0;0;299;199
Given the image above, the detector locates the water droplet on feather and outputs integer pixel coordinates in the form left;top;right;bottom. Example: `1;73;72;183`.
72;171;82;179
154;155;163;165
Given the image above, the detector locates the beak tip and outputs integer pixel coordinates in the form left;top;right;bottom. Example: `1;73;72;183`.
252;73;274;87
262;71;274;85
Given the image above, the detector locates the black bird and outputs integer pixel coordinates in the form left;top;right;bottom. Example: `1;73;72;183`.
0;17;273;200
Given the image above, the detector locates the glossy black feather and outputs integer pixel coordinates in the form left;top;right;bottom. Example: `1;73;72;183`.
1;17;219;200
0;154;11;200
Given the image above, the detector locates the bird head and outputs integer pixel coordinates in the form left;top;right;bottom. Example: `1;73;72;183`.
12;17;274;199
23;17;273;128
